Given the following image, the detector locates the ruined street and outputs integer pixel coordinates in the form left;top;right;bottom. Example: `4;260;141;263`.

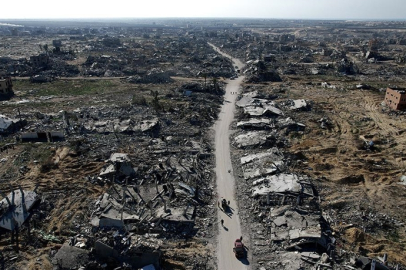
212;45;248;269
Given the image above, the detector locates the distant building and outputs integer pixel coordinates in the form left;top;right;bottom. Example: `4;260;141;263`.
384;87;406;110
52;39;62;48
263;54;276;62
52;40;62;52
30;53;49;67
10;28;18;36
0;74;13;100
0;76;12;95
279;34;295;43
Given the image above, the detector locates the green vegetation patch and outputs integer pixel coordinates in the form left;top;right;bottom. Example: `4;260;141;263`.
14;79;119;97
13;144;55;167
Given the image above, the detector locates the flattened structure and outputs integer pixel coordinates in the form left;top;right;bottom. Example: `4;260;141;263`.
0;189;39;231
234;131;273;148
252;174;301;196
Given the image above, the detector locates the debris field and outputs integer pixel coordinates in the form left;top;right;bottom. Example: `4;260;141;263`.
0;18;406;270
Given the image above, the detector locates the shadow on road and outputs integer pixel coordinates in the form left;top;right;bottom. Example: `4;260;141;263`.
224;206;234;218
239;258;250;265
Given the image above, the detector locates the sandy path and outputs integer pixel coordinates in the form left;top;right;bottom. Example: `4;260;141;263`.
210;43;249;269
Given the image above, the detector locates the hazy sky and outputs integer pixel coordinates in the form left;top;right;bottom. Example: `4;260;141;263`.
1;0;405;20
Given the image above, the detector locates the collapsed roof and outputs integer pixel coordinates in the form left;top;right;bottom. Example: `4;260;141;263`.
0;189;39;231
0;114;24;134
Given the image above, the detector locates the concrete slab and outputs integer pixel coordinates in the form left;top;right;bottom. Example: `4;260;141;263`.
252;174;301;196
52;243;89;269
234;131;271;148
0;189;39;231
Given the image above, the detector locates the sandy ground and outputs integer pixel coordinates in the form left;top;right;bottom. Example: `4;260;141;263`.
282;82;406;265
212;45;249;269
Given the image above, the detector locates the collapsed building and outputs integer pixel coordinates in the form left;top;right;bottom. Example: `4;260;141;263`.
0;72;225;268
30;53;49;68
384;87;406;111
83;148;211;268
0;188;39;231
232;80;403;269
233;89;338;269
0;188;40;253
99;153;136;181
243;60;282;83
0;114;26;134
93;152;203;234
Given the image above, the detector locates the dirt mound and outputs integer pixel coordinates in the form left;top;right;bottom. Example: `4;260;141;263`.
162;242;213;270
343;227;406;265
344;227;373;244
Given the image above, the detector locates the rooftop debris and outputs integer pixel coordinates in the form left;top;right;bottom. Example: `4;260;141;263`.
233;131;276;148
237;118;274;130
0;115;25;134
0;189;39;231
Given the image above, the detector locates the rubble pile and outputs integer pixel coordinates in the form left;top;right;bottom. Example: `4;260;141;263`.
232;85;404;269
0;77;225;269
243;60;282;83
232;88;334;269
0;29;236;82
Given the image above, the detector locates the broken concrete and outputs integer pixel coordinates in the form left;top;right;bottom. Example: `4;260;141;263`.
52;243;90;269
233;131;275;148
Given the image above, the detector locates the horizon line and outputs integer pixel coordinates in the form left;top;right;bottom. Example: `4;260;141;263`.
1;17;406;22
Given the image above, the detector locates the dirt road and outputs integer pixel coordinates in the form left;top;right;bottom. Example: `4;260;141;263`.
211;44;249;269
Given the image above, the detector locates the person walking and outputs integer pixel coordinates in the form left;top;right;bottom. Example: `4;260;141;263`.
221;219;224;226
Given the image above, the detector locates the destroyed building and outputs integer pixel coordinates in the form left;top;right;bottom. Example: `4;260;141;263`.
384;87;406;111
0;115;25;134
0;74;13;99
0;188;39;231
30;53;49;68
20;131;64;142
232;88;334;269
99;153;136;181
243;60;282;83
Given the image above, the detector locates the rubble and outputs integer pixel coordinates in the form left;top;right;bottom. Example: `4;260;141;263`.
99;153;136;180
243;60;282;83
241;148;285;179
243;104;284;117
1;18;406;270
52;243;90;269
236;118;274;130
276;117;306;133
232;87;339;269
93;238;162;269
0;115;26;134
233;131;275;148
126;69;174;84
286;99;310;111
0;71;222;268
